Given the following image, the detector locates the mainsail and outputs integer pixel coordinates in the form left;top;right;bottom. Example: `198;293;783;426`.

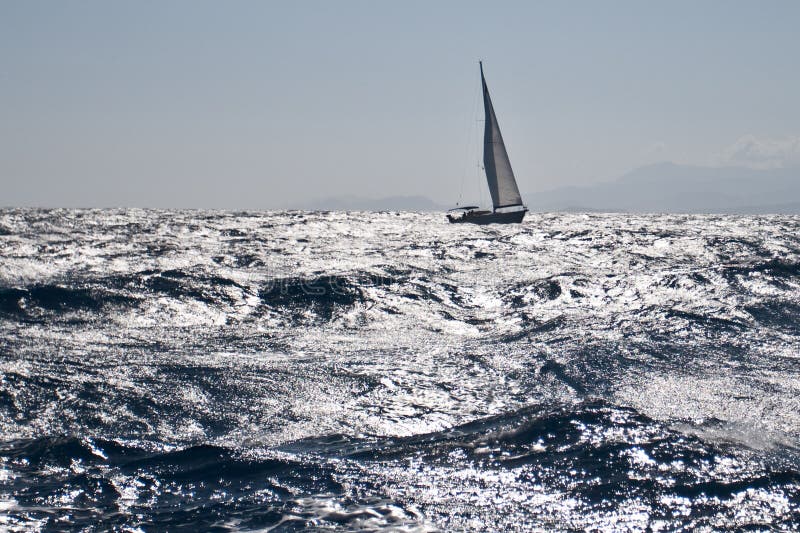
481;62;523;209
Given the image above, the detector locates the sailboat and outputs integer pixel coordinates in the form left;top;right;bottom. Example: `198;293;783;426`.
448;62;527;224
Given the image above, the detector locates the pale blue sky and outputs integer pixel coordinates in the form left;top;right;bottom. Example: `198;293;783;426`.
2;1;799;208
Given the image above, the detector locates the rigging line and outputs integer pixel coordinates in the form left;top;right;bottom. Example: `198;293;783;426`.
475;62;488;208
476;119;485;209
476;62;489;208
458;63;481;207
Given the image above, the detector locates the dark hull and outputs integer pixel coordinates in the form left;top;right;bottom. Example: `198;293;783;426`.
447;210;526;225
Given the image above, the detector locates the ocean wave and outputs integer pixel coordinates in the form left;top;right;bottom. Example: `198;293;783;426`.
0;284;137;322
3;401;798;530
0;436;429;531
2;209;800;530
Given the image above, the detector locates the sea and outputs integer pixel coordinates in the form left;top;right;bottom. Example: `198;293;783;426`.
0;209;799;531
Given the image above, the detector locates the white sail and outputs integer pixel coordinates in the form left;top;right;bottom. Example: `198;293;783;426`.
481;62;523;209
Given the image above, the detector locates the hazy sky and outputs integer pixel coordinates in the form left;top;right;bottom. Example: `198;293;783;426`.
2;1;799;208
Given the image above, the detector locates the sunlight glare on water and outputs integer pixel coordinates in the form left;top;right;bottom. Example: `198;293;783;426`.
0;209;799;530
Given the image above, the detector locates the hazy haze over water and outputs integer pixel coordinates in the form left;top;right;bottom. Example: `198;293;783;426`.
2;1;799;209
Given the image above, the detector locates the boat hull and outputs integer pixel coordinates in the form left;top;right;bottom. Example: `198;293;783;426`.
447;210;526;225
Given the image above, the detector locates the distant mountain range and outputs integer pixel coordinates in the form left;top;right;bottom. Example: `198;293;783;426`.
305;163;800;214
302;195;446;212
525;162;800;214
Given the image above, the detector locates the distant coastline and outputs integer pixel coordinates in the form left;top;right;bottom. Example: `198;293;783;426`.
301;195;446;212
307;163;800;214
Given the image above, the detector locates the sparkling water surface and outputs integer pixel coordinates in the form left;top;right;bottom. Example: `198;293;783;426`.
1;209;799;531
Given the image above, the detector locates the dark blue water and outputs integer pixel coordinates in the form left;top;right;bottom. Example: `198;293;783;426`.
1;209;799;531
